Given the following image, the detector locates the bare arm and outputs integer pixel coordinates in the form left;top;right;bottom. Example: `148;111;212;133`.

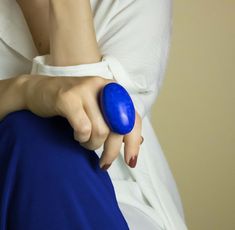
49;0;101;65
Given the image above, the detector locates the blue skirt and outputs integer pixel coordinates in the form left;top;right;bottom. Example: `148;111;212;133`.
0;110;129;230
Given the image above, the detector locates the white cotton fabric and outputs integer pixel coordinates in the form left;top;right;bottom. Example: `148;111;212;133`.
0;0;188;229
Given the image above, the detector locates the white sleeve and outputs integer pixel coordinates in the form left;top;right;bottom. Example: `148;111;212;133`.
30;0;172;119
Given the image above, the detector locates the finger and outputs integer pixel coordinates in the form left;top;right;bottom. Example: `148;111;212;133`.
80;94;110;151
99;132;124;170
123;111;142;168
64;102;92;143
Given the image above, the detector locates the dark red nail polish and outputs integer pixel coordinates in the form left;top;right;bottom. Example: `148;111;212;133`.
101;163;111;171
128;155;138;168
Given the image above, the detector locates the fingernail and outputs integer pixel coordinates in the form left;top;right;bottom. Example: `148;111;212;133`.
101;163;112;171
128;155;138;168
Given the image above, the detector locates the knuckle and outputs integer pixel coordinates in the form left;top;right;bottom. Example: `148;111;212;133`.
93;123;109;139
77;123;92;136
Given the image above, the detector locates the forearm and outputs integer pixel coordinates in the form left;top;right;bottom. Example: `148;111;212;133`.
49;0;101;66
0;75;29;120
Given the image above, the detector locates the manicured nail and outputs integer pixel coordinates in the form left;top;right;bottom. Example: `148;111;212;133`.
128;155;138;168
101;163;112;171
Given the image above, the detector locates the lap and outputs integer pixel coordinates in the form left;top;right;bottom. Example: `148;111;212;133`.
0;110;129;230
0;110;106;187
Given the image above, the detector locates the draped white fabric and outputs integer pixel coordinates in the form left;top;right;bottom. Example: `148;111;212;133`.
0;0;188;229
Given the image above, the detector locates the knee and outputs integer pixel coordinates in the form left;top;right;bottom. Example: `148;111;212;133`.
1;110;47;140
0;110;100;177
1;110;71;141
0;110;79;153
0;110;98;169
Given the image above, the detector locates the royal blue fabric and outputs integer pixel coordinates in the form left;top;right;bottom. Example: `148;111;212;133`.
0;110;129;230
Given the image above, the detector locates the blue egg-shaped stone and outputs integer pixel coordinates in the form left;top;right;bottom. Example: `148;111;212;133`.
99;82;135;135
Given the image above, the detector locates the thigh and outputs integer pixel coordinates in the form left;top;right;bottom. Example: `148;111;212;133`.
0;110;129;230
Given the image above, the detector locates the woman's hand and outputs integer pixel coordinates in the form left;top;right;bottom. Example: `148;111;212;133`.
23;74;143;169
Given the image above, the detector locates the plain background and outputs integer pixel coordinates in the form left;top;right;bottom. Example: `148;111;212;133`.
151;0;235;229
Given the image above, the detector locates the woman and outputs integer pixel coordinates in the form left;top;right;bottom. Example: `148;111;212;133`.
0;0;187;229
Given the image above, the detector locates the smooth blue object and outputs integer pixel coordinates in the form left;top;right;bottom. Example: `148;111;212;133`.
99;82;135;135
0;110;129;230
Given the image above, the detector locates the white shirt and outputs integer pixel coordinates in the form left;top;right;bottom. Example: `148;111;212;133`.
0;0;188;229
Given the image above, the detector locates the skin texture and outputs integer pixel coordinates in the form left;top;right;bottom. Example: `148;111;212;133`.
12;0;142;169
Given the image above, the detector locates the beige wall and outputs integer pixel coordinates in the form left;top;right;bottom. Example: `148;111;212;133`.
151;0;235;229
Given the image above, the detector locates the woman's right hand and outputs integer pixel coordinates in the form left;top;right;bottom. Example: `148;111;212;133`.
21;74;142;170
23;74;117;150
